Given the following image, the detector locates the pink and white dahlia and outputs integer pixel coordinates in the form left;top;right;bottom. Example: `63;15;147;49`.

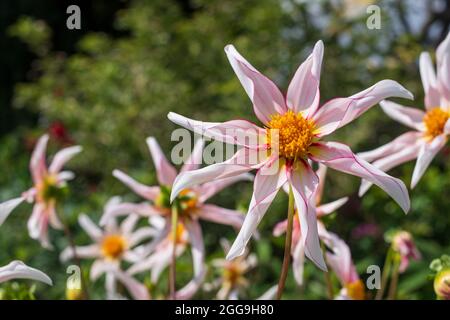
101;137;250;299
60;197;153;300
359;33;450;192
168;40;412;270
273;165;348;284
0;134;81;248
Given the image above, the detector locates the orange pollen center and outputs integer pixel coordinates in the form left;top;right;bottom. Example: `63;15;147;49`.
267;110;316;160
345;279;365;300
101;235;127;260
179;189;198;214
423;108;449;138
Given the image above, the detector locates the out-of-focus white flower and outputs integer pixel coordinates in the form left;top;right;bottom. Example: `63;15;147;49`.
60;197;154;300
0;134;81;248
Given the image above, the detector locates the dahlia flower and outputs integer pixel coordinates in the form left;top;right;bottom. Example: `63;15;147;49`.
60;197;153;300
0;260;52;285
101;137;251;298
359;32;450;193
0;134;81;248
273;165;348;284
168;40;412;270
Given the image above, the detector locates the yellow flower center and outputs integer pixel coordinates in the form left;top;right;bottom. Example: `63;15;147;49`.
169;223;187;244
267;110;316;160
345;279;365;300
223;262;244;285
423;108;449;138
178;189;198;214
101;235;127;260
36;174;59;203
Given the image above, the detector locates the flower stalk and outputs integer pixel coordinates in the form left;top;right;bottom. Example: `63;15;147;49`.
321;241;334;299
169;204;179;300
276;185;295;300
376;247;393;300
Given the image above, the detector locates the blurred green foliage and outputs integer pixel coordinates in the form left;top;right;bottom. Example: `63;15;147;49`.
0;0;449;299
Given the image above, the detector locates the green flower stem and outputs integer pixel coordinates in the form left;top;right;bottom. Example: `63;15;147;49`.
375;247;393;300
169;205;179;300
276;184;295;300
387;253;401;300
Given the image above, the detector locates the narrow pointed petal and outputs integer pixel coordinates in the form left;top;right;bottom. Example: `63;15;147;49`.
380;100;425;131
292;239;305;286
0;197;24;225
100;202;162;226
78;214;103;241
110;269;150;300
60;244;100;262
357;131;422;162
120;214;140;236
411;134;447;188
315;163;327;204
27;203;52;249
272;219;287;237
180;138;204;172
113;169;160;201
30;134;49;183
0;261;52;285
198;173;253;202
323;232;358;285
313;80;413;136
287;40;323;117
171;148;267;202
196;204;244;229
227;164;287;260
359;143;421;196
176;220;206;300
317;197;349;217
128;227;159;247
49;146;82;174
310;141;410;213
146;137;177;186
224;45;287;124
257;285;278;300
288;162;327;271
419;52;440;109
168;112;265;148
436;32;450;101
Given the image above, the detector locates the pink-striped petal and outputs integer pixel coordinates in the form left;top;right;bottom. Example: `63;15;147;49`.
226;163;287;260
146;137;177;186
357;131;422;162
379;100;425;131
419;52;440;109
168;112;265;148
359;143;421;196
0;197;24;225
113;169;160;201
48;145;82;174
411;134;447;188
310;141;410;213
30;134;49;183
27;203;52;249
171;147;268;202
196;204;244;229
323;232;358;285
287;40;323;117
100;202;162;226
315;164;327;204
109;268;150;300
180;138;204;173
292;239;305;285
198;173;253;203
224;45;287;124
313;80;413;136
436;32;450;101
0;261;52;285
288;161;326;271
